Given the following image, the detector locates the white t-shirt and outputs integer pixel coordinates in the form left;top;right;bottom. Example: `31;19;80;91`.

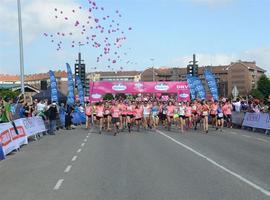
233;101;241;112
37;103;46;112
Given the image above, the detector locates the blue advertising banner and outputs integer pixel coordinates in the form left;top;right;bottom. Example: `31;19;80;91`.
66;63;75;106
49;70;59;103
204;69;218;100
193;76;206;100
186;75;196;100
76;75;85;106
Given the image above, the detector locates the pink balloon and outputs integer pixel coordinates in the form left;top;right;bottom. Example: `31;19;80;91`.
54;8;57;11
95;18;99;23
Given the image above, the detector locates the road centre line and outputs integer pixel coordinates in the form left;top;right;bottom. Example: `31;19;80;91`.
71;156;77;162
156;129;270;197
64;165;72;173
77;148;82;153
53;179;64;190
81;143;85;147
256;138;269;143
242;135;251;138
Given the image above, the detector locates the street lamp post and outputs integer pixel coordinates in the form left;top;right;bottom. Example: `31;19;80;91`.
17;0;25;95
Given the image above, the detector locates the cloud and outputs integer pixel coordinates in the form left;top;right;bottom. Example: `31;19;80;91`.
171;48;270;74
0;0;93;44
172;53;236;67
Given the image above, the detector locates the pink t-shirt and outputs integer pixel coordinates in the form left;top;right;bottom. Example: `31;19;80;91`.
135;108;143;119
111;106;120;118
96;106;104;117
222;104;232;115
85;106;92;116
185;106;192;117
167;105;175;116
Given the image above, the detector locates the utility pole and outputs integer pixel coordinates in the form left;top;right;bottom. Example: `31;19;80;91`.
17;0;25;95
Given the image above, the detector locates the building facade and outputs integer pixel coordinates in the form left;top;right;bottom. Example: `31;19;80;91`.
140;61;266;97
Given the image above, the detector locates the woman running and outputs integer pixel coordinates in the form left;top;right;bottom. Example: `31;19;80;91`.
134;103;143;132
216;102;224;131
210;100;218;129
151;101;160;129
143;101;151;130
178;102;186;133
222;99;233;128
166;101;175;131
95;102;104;134
104;102;111;131
185;102;192;130
111;101;121;136
85;101;92;129
126;101;134;133
201;101;210;134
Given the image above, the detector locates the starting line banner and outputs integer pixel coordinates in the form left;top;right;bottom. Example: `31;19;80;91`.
89;81;190;102
0;116;46;160
242;112;270;130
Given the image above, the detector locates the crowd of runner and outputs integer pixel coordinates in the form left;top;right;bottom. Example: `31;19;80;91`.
85;99;237;135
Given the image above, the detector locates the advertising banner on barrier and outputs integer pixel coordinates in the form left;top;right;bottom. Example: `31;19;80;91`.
0;123;17;158
242;112;270;130
89;81;190;101
231;112;245;125
14;117;46;138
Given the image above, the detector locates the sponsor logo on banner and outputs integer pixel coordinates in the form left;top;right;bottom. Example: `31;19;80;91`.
112;84;127;91
179;93;189;98
176;85;189;89
134;83;144;90
155;83;169;91
92;93;102;99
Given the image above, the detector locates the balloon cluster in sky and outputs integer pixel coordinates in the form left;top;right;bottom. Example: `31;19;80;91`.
43;0;133;71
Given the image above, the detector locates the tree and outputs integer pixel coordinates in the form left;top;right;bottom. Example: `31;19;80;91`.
257;75;270;98
0;89;20;100
250;89;264;100
103;93;114;101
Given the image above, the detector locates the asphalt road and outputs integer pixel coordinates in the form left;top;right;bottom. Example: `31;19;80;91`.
0;125;270;200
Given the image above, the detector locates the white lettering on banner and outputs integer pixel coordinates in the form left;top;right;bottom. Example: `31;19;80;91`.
0;123;22;158
176;85;189;89
155;83;169;91
14;117;46;138
0;117;47;159
242;113;270;130
112;84;127;91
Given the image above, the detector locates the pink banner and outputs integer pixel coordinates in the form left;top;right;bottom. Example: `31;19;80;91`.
89;81;190;102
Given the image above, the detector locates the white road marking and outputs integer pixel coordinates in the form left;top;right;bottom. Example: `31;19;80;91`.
71;156;77;162
242;135;251;138
86;135;89;138
53;179;64;190
81;143;85;147
64;165;72;173
156;129;270;197
77;148;82;153
84;139;87;142
256;138;269;143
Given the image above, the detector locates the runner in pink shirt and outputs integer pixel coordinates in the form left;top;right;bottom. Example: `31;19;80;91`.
111;101;121;136
126;101;135;133
222;100;233;128
134;102;143;132
85;101;92;129
96;102;104;134
185;102;192;129
166;101;175;131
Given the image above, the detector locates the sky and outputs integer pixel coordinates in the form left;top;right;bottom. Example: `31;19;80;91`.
0;0;270;75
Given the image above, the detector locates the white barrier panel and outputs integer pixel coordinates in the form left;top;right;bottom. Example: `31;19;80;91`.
0;117;46;159
231;112;245;125
242;112;270;130
14;117;46;138
0;122;28;158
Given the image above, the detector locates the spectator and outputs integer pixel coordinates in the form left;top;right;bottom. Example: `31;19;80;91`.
47;101;59;135
1;97;13;123
233;98;241;112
